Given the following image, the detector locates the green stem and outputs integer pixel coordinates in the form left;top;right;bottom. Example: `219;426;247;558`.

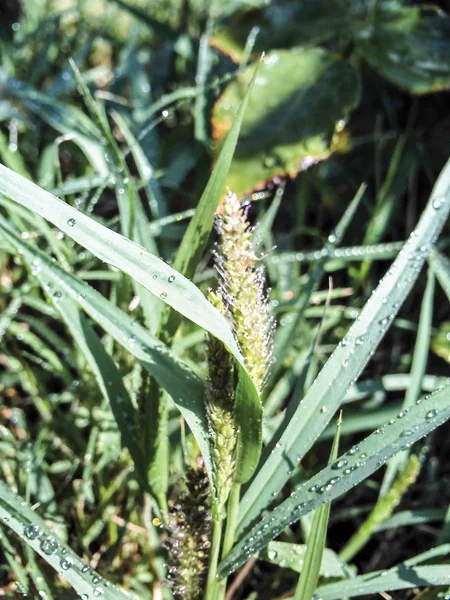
222;483;241;557
204;518;223;600
216;483;241;600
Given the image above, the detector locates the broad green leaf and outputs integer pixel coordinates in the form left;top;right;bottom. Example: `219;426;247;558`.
294;417;341;600
356;4;450;94
219;382;450;577
211;0;351;62
236;163;450;536
0;481;130;600
211;49;360;196
259;541;348;578
0;216;213;482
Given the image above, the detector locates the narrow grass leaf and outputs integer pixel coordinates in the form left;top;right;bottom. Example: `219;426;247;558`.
237;162;450;535
380;269;435;496
429;248;450;299
0;482;130;600
316;562;450;600
0;163;243;360
219;382;450;577
0;216;213;481
294;416;341;600
259;541;348;578
158;56;259;344
6;78;109;175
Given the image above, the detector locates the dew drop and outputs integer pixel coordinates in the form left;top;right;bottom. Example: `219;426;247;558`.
432;196;445;210
60;557;73;570
160;292;167;300
168;275;175;283
332;459;348;470
24;524;41;540
40;536;59;555
67;218;76;228
93;588;105;597
426;409;438;419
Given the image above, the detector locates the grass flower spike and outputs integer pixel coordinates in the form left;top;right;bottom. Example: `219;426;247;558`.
215;191;274;393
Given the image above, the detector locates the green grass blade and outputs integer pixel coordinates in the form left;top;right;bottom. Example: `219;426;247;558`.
294;416;341;600
429;247;450;299
0;162;243;360
157;57;259;345
6;78;109;176
379;269;435;496
259;541;348;578
219;382;450;577
0;482;130;600
316;562;450;600
237;162;450;535
0;215;213;482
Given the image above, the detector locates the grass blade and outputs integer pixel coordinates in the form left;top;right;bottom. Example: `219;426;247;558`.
259;541;348;578
219;382;450;577
0;162;245;367
317;561;450;600
379;269;435;496
429;247;450;299
0;215;213;482
0;482;130;600
237;161;450;535
294;415;341;600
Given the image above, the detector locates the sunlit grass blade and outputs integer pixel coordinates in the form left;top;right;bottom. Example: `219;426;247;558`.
237;162;450;536
317;544;450;600
219;382;450;577
0;482;130;600
0;215;213;482
157;57;259;345
270;240;405;267
0;161;245;366
379;269;435;496
294;415;341;600
259;541;349;578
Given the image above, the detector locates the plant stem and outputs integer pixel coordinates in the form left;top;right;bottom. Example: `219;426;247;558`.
204;518;223;600
222;483;241;557
216;483;241;600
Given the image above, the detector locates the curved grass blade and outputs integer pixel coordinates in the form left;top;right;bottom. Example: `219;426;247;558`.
317;561;450;600
0;216;213;481
219;382;450;577
0;481;130;600
0;162;243;368
237;163;450;535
